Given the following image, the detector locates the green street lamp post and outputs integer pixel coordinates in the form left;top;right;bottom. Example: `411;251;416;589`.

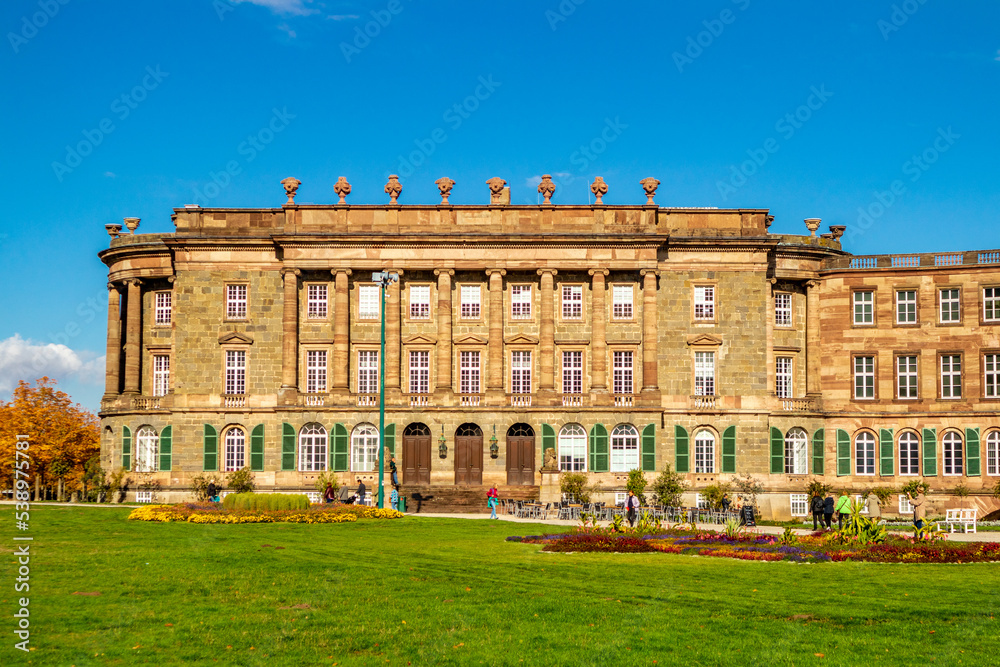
373;270;398;509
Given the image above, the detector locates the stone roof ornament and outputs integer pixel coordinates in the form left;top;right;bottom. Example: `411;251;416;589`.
590;176;608;205
804;218;821;237
640;177;660;205
538;174;555;205
280;177;301;205
123;218;140;234
829;224;846;241
435;177;455;205
765;215;775;230
105;223;122;239
384;174;402;205
334;176;351;205
486;177;507;205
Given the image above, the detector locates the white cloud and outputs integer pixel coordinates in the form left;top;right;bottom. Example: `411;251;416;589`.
328;14;359;20
0;335;105;394
229;0;317;15
104;171;116;178
525;175;542;189
277;22;297;38
995;49;1000;61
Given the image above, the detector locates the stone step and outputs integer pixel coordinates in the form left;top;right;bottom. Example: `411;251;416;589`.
399;485;539;513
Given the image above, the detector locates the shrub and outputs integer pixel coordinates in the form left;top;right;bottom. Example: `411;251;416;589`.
952;482;971;498
226;467;256;494
190;474;218;502
733;472;764;509
865;486;894;505
701;483;732;510
649;464;687;507
900;479;931;496
560;472;597;503
625;469;648;505
805;479;833;499
313;471;341;497
222;493;309;512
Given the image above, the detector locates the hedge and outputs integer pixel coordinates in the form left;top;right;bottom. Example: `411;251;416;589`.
222;492;310;512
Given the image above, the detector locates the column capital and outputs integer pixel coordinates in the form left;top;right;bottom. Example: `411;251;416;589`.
166;275;175;284
768;277;778;285
330;268;353;277
107;281;119;291
433;268;455;277
639;268;659;277
805;279;820;289
485;269;506;277
536;268;558;277
588;269;609;277
280;268;301;277
124;278;143;288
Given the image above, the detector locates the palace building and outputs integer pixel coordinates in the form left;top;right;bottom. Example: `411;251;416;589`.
97;175;1000;519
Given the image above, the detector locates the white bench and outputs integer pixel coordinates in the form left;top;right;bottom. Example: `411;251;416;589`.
945;508;977;534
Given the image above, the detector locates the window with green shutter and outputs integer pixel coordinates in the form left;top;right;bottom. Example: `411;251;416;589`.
384;424;396;459
770;427;784;474
122;426;132;471
966;428;981;476
721;426;736;473
641;424;657;472
250;424;265;471
203;424;217;471
836;429;850;476
589;424;608;472
922;428;937;476
281;423;295;471
159;426;172;472
812;429;825;475
879;428;894;476
542;424;556;466
674;425;689;473
333;423;349;472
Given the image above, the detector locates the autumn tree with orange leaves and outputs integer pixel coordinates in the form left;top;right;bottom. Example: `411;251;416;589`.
0;377;100;500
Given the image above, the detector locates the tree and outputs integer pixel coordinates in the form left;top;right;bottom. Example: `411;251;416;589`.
626;469;648;505
649;464;687;507
0;377;100;500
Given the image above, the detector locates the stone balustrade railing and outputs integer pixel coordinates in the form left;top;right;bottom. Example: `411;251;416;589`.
222;394;246;408
510;394;532;407
690;394;717;409
562;394;583;407
830;249;1000;270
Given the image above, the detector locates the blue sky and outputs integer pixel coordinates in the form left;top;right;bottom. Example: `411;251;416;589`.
2;0;999;412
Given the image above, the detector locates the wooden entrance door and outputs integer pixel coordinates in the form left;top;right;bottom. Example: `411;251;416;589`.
506;423;535;486
402;423;431;485
454;423;483;485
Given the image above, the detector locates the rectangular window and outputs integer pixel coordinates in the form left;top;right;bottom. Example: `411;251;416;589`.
853;291;873;325
511;285;532;319
226;284;247;320
225;350;246;395
985;287;1000;322
941;354;962;399
896;355;918;399
775;357;793;399
306;350;327;393
357;350;379;394
409;285;430;319
562;285;582;319
460;284;481;319
155;291;172;325
359;285;380;320
854;355;875;399
562;351;583;394
307;284;328;319
409;350;429;394
511;350;531;394
613;351;633;395
153;355;170;397
694;351;715;396
774;293;792;327
986;353;1000;398
899;433;920;476
790;494;808;517
896;290;916;324
459;351;480;394
612;284;633;319
940;288;961;323
898;495;913;514
694;286;715;320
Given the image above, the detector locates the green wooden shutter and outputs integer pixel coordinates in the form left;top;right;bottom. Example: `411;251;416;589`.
879;428;894;476
721;426;736;473
922;428;937;477
674;425;689;473
158;426;172;472
203;424;217;471
333;423;349;472
121;426;132;471
812;429;825;475
641;424;656;472
542;424;556;466
281;423;295;471
250;424;265;471
589;424;608;473
770;427;784;474
385;423;396;459
966;428;981;476
836;429;850;476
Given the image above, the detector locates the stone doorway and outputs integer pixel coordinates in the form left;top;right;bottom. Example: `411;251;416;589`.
506;423;535;486
402;422;431;485
454;423;483;485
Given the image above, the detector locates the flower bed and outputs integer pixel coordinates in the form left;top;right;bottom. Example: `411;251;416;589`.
128;503;404;524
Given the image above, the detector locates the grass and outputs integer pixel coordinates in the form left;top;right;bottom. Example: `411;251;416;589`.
3;508;1000;666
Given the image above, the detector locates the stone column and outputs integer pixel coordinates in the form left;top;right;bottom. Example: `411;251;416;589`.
806;279;821;396
386;272;402;390
486;269;506;391
104;282;122;400
434;269;454;392
537;269;557;392
279;268;300;403
640;269;659;391
332;269;351;390
589;269;608;391
123;278;142;395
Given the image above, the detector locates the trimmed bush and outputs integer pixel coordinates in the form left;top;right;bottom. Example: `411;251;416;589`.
222;492;310;512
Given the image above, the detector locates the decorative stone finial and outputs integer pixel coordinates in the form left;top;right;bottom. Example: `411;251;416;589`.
280;177;301;205
105;223;123;239
804;218;822;237
590;176;608;204
829;224;846;241
384;174;402;205
486;177;507;205
334;176;351;205
765;214;775;230
640;177;660;205
537;174;555;205
123;217;140;233
435;177;455;205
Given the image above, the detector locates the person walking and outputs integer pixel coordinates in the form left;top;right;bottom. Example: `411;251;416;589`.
389;455;399;487
907;487;927;535
625;490;640;527
865;493;882;521
487;484;499;520
356;478;367;506
323;482;336;504
810;493;824;531
834;490;852;530
390;485;399;511
720;493;731;513
822;492;835;530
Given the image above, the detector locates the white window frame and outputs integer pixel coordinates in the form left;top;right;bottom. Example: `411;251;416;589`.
855;432;876;476
307;284;328;319
898;494;913;514
562;285;583;320
558;423;587;472
853;291;874;325
359;284;380;320
610;424;640;472
943;431;964;476
941;354;962;399
899;431;920;476
562;350;582;394
226;284;247;320
694;351;715;396
409;350;430;394
459;350;480;394
854;355;875;400
774;293;792;327
153;354;170;397
409;284;431;320
612;350;633;395
987;430;1000;476
790;493;808;517
224;426;246;472
155;291;172;325
225;349;246;395
853;495;870;514
939;288;960;323
784;428;808;475
460;284;481;319
985;287;1000;322
298;423;327;472
985;353;999;399
896;290;916;324
135;426;158;472
306;350;327;394
510;350;532;394
351;423;379;472
695;493;710;510
694;430;715;474
775;356;793;399
135;491;154;503
612;284;633;320
511;284;532;319
896;355;918;400
357;350;379;394
694;285;715;321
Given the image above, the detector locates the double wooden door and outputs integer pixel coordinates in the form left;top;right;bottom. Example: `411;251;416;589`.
506;434;535;485
402;434;431;485
454;435;483;485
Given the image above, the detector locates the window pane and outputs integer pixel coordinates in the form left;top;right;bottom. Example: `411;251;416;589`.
559;424;587;472
613;285;633;319
461;285;481;319
855;433;875;475
896;355;918;399
306;350;327;393
410;285;430;319
562;351;582;394
153;355;170;397
511;285;532;319
224;427;245;472
610;424;639;472
695;351;715;396
613;351;633;394
694;431;715;473
227;284;247;319
307;284;328;319
359;285;380;319
775;293;791;326
155;292;172;325
460;351;480;394
562;285;583;319
694;286;714;320
511;350;531;393
358;350;379;393
896;290;916;323
776;357;792;398
853;291;873;325
409;350;429;394
225;350;246;394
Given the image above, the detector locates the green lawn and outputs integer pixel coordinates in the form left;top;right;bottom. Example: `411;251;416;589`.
3;507;1000;666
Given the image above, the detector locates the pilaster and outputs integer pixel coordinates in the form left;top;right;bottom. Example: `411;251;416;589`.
123;278;142;395
103;282;122;401
279;268;301;405
434;269;454;394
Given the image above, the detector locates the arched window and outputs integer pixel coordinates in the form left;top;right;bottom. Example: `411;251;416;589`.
352;423;379;472
987;430;1000;476
610;424;639;472
899;431;920;476
299;423;327;472
224;427;245;471
855;432;876;475
784;428;808;475
943;431;964;475
694;430;715;474
135;426;158;472
559;424;587;472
